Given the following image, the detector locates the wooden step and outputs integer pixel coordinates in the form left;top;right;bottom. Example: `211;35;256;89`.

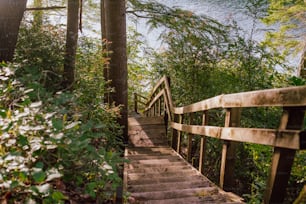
127;175;207;186
130;187;218;200
128;180;212;192
127;164;191;174
125;116;244;203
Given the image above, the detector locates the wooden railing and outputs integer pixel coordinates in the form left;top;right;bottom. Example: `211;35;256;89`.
135;76;306;203
133;92;148;114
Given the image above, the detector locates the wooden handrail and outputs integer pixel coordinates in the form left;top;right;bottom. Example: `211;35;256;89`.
133;93;148;113
173;85;306;114
139;75;306;203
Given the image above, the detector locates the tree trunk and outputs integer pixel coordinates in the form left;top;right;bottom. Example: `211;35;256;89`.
0;0;27;62
298;39;306;78
33;0;43;28
103;0;128;143
100;0;110;102
100;0;106;40
63;0;80;89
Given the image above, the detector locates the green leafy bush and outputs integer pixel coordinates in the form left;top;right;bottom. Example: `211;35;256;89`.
1;20;124;202
0;64;66;202
0;63;123;203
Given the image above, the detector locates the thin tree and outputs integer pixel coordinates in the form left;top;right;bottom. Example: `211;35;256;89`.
0;0;27;62
33;0;43;28
262;0;306;78
101;0;128;142
62;0;80;89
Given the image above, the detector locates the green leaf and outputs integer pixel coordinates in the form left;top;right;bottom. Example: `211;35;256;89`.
19;171;28;182
0;109;6;118
35;161;44;169
52;118;64;131
52;191;68;201
4;122;13;132
10;180;19;189
17;135;29;146
33;171;46;183
85;182;97;198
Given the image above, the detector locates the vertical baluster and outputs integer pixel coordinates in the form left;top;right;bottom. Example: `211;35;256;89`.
134;93;138;113
187;113;194;163
264;107;305;204
171;114;179;150
199;111;208;174
220;108;241;189
159;95;162;116
176;114;183;153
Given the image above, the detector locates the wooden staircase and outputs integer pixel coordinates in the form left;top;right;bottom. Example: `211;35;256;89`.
124;116;244;204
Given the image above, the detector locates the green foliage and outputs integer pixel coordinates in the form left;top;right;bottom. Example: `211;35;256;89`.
1;23;124;202
15;24;65;93
0;64;123;203
127;27;151;111
129;1;304;203
0;65;65;202
261;0;306;56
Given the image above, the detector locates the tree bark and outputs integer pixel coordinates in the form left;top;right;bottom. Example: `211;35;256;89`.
33;0;43;28
63;0;80;89
103;0;128;143
100;0;110;102
0;0;27;62
298;39;306;78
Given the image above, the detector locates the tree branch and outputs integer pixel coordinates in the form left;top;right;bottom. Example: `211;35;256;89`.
26;6;66;11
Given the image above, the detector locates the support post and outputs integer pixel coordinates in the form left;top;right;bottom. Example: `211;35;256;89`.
171;114;179;150
176;114;183;153
187;113;194;162
134;93;138;113
199;111;208;174
220;108;241;189
264;108;305;203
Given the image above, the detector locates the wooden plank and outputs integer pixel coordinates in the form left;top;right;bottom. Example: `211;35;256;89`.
145;89;165;111
173;86;306;114
220;108;241;189
264;108;305;203
128;116;164;126
170;122;302;149
174;95;223;114
199;111;208;174
222;86;306;108
186;113;194;162
176;115;183;153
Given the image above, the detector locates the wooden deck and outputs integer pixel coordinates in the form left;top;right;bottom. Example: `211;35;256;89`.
124;116;244;204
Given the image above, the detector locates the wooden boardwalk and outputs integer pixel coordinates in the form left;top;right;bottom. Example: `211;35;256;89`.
124;116;244;204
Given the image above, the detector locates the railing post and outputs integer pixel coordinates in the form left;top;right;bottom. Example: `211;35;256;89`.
187;113;193;163
176;114;183;153
134;93;138;113
158;96;162;116
220;108;241;190
171;114;178;150
199;111;208;174
264;107;305;204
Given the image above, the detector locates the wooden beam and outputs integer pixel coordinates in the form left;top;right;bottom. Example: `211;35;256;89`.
199;111;208;174
186;113;194;162
221;108;241;190
173;85;306;114
170;123;303;150
176;114;183;153
264;108;305;203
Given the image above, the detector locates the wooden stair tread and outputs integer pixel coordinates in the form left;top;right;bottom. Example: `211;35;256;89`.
125;116;244;203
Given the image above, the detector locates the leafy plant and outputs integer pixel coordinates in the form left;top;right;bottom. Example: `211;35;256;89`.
15;24;65;94
1;26;124;203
